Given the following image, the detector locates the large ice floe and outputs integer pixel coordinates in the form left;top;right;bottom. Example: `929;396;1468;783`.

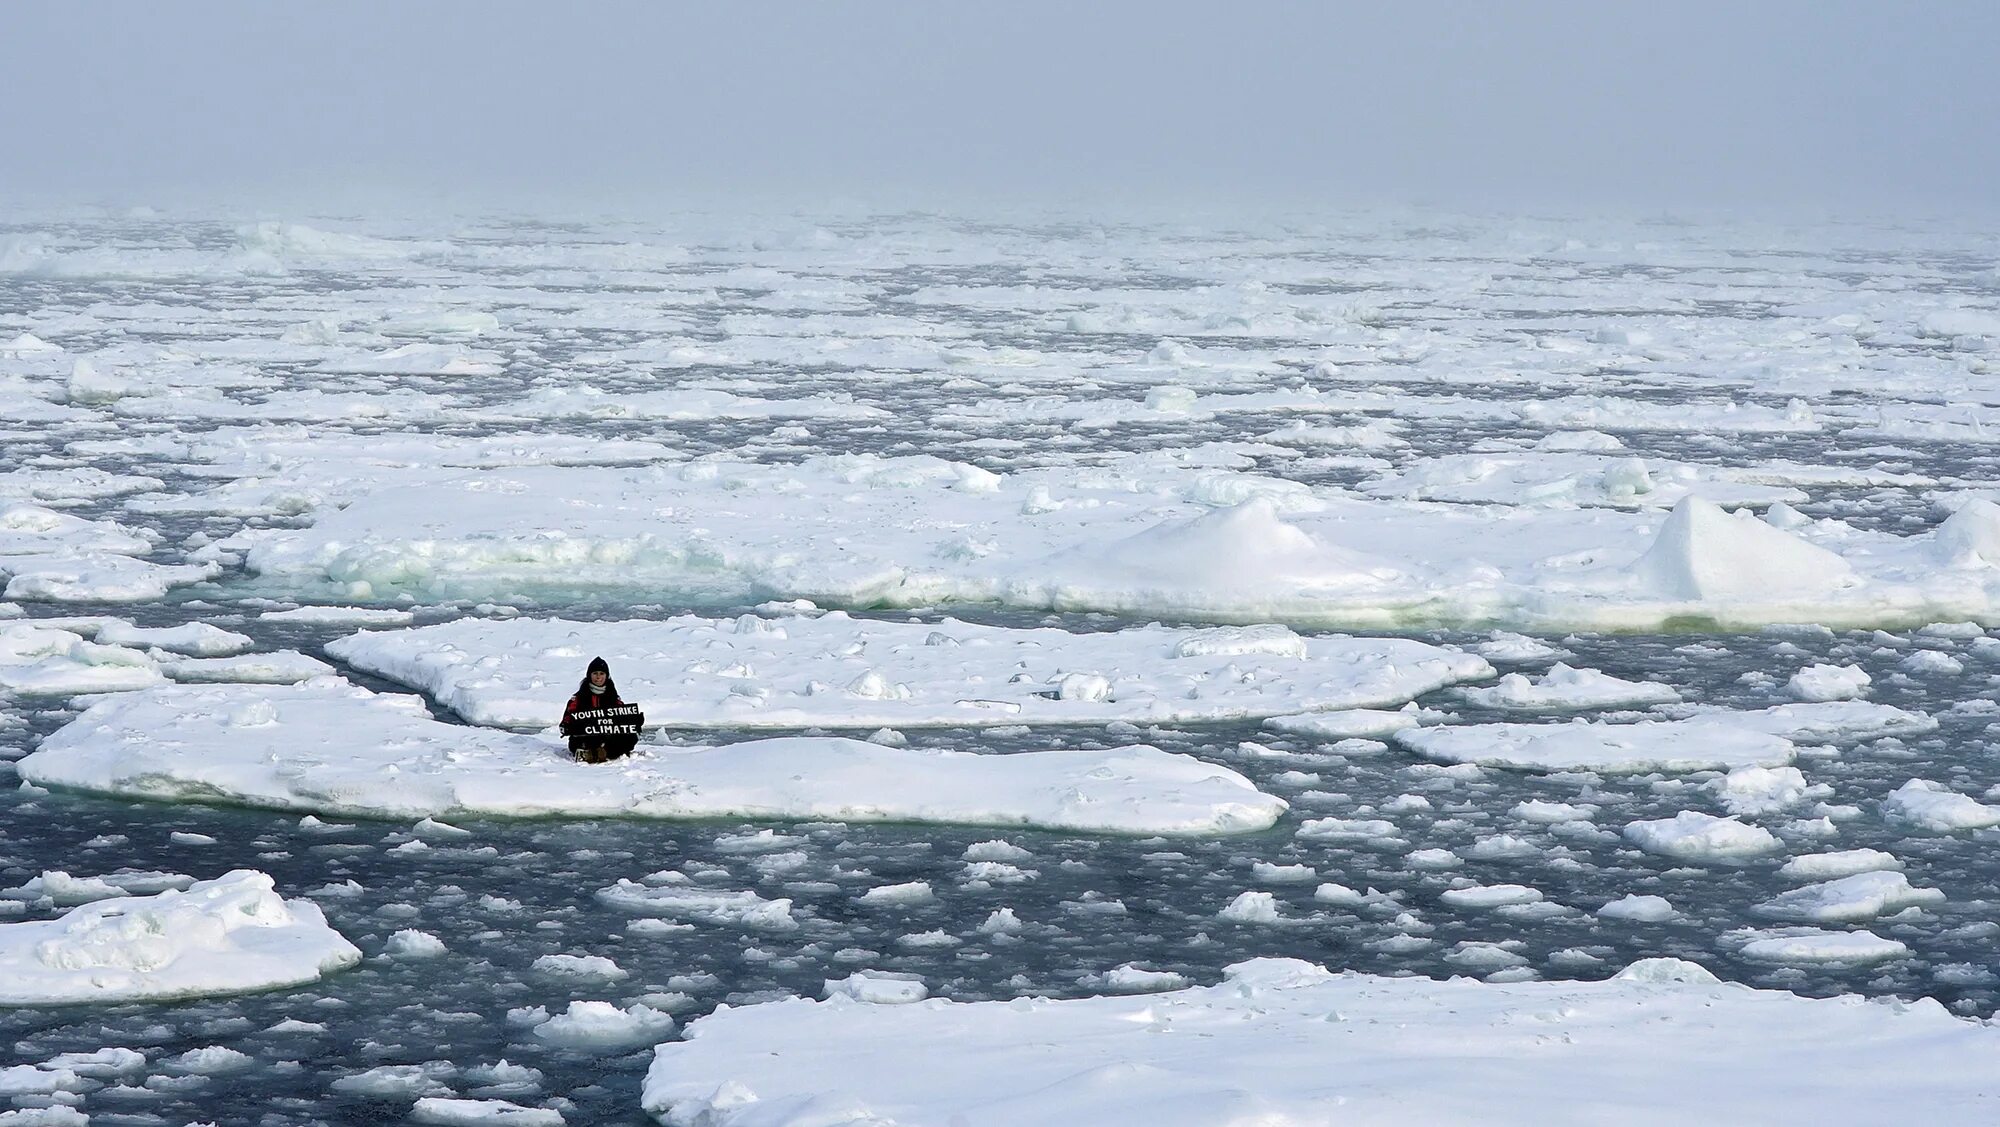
221;450;2000;629
15;679;1285;834
640;957;2000;1125
1392;701;1932;773
0;870;358;1005
325;614;1492;729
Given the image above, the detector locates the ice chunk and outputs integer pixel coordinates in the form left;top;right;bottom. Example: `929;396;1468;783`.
532;954;627;980
1597;894;1678;922
1883;780;2000;832
1787;664;1870;702
598;878;797;932
824;971;928;1004
532;1001;675;1050
1778;849;1902;881
411;1097;564;1125
1737;929;1910;966
1397;715;1792;774
1757;872;1945;923
1439;884;1543;909
1263;707;1425;740
1457;663;1678;710
1622;812;1782;862
1706;766;1813;816
0;870;359;1005
382;929;448;959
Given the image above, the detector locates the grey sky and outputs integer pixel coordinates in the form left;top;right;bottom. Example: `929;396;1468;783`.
3;1;1995;216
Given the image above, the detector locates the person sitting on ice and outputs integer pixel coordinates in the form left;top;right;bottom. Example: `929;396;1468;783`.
558;656;643;764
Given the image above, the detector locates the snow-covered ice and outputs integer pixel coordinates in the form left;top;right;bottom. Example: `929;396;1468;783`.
1756;871;1945;923
642;956;2000;1125
18;680;1285;834
325;613;1492;729
1622;812;1784;862
1455;662;1678;710
1396;702;1930;773
0;870;358;1005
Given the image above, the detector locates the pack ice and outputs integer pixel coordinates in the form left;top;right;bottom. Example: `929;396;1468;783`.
325;614;1492;729
0;870;358;1005
227;450;2000;630
16;680;1285;835
641;957;2000;1125
0;504;216;603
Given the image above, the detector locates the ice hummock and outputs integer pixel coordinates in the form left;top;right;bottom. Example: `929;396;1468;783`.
641;956;2000;1125
17;679;1286;835
0;870;358;1005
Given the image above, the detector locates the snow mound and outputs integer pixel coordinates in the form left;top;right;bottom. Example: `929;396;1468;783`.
0;870;358;1005
641;956;2000;1125
325;612;1492;730
1630;497;1856;602
19;680;1285;836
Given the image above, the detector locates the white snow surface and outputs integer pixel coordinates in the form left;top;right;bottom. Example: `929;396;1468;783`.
1396;702;1930;773
1622;812;1784;862
226;453;2000;631
1455;662;1679;710
1756;871;1945;923
0;870;358;1005
641;956;2000;1125
16;679;1285;835
324;613;1492;730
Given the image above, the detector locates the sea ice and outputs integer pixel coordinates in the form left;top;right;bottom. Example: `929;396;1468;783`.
1455;662;1679;710
642;956;2000;1125
20;679;1286;835
1881;780;2000;832
325;614;1492;730
1756;871;1945;923
1736;929;1911;966
1622;812;1783;862
0;870;358;1005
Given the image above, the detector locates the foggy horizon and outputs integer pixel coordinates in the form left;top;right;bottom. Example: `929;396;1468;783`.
4;1;1998;221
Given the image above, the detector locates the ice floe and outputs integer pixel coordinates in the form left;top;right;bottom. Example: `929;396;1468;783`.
1454;662;1678;710
1756;871;1945;923
1882;780;2000;832
18;680;1285;834
0;870;358;1005
325;613;1491;729
1622;812;1783;862
1396;701;1931;773
225;452;2000;631
641;956;2000;1125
